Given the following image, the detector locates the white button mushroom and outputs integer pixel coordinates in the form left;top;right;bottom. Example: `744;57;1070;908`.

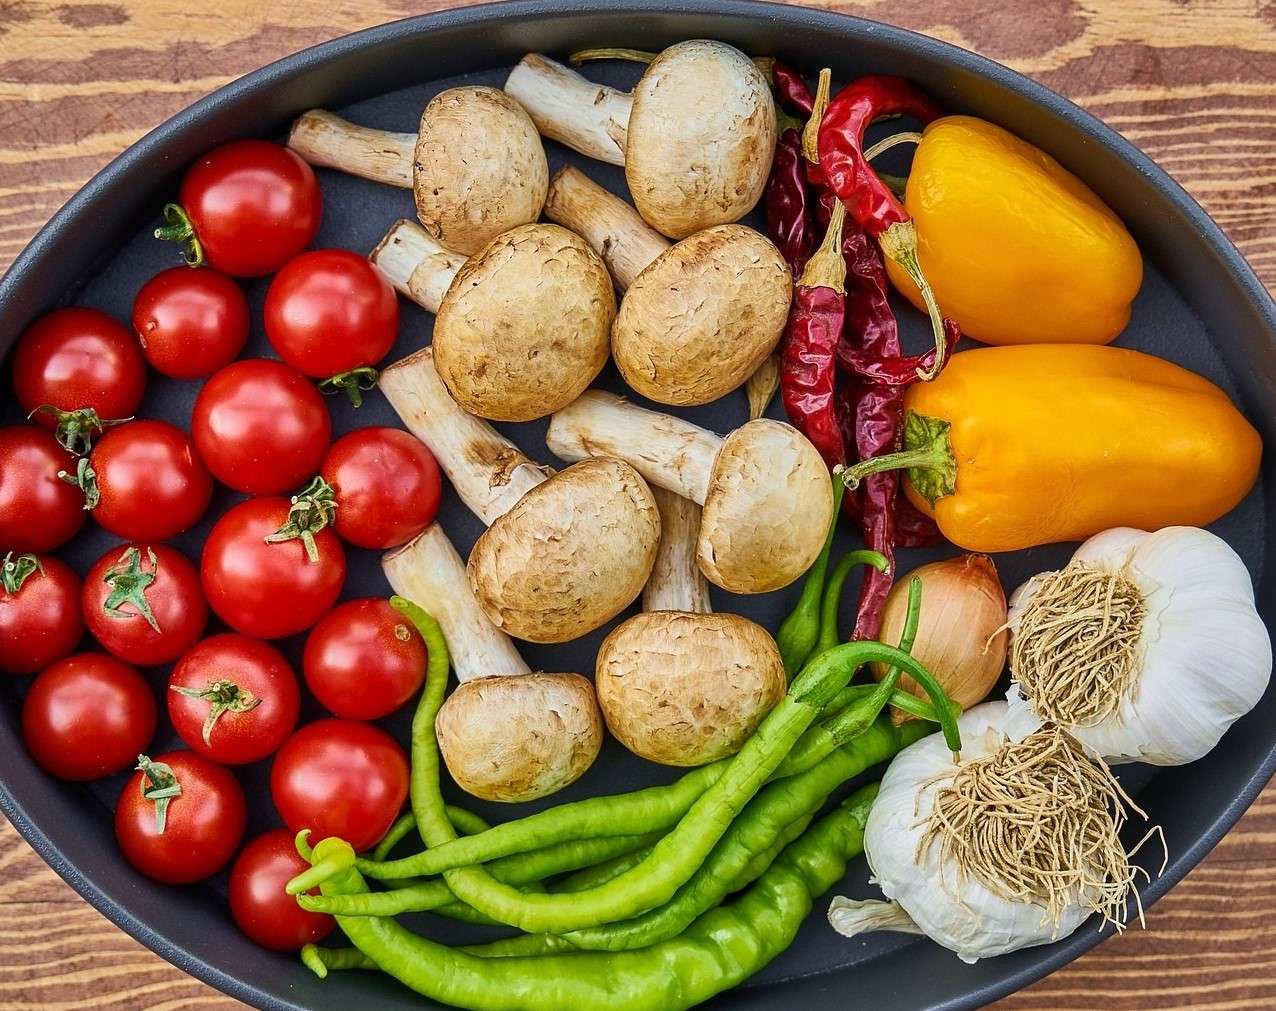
371;218;615;422
288;87;548;255
505;41;777;238
547;391;832;594
383;524;602;802
545;166;792;406
379;347;660;643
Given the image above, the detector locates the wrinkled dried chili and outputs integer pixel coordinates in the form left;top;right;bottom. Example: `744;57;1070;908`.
766;131;815;279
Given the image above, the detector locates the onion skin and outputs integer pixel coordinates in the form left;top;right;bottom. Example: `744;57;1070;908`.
871;555;1007;719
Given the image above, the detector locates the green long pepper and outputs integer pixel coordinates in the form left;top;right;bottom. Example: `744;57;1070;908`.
776;474;848;676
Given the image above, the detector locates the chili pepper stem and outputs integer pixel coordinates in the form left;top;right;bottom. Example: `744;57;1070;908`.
801;69;832;164
863;131;922;163
799;201;848;292
817;549;891;655
877;220;948;381
153;203;204;267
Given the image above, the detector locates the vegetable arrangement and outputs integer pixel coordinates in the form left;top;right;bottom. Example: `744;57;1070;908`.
0;36;1270;1011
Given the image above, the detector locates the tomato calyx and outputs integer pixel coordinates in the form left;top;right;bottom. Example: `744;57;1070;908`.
1;552;42;594
170;678;262;746
57;457;100;510
30;405;130;456
101;546;162;632
265;477;338;563
136;754;183;834
318;367;379;409
153;203;205;268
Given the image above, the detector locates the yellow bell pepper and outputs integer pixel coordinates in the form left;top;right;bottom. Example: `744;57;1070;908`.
844;345;1261;552
886;116;1143;346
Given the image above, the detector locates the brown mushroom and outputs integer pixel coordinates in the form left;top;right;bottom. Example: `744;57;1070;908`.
547;390;831;594
544;166;791;406
288;87;547;255
383;525;602;802
371;218;615;422
379;348;660;642
505;41;776;238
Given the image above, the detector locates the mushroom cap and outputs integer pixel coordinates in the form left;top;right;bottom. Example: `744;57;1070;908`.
413;86;548;255
626;41;777;238
612;224;791;406
433;223;616;422
468;457;661;643
698;420;834;593
596;612;785;766
436;673;603;802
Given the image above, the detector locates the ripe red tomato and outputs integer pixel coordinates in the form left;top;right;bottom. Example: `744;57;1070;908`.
82;543;207;666
192;360;331;495
131;267;250;379
201;497;345;639
229;828;335;950
0;554;83;675
162;140;321;277
13;308;147;452
320;427;441;549
115;750;246;884
0;426;85;552
22;653;157;781
303;599;426;719
270;719;408;852
264;249;398;394
71;420;213;541
168;634;300;764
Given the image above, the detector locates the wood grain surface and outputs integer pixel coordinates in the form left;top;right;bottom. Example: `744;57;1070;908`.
1;1;1273;1009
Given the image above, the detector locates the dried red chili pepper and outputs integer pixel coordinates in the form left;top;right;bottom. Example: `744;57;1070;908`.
837;318;960;385
766;131;815;279
772;61;814;117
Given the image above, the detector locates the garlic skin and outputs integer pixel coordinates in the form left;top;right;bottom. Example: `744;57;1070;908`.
863;702;1095;963
1006;527;1271;766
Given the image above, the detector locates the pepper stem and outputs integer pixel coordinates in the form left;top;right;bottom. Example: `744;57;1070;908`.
170;679;261;746
58;457;100;510
817;549;891;656
153;203;204;267
841;410;957;507
265;477;338;562
287;837;357;895
319;367;379;408
136;755;182;834
864;131;922;163
101;546;162;632
1;553;42;594
801;68;832;164
878;219;947;381
798;201;847;293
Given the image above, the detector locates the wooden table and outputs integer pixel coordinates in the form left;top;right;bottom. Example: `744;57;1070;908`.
1;1;1273;1008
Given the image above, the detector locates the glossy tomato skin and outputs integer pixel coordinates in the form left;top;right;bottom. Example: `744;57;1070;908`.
82;543;207;666
0;426;86;552
320;428;441;549
115;750;246;884
201;498;345;639
303;599;426;719
229;828;335;950
168;634;300;764
270;719;408;852
132;267;249;379
264;250;399;378
180;141;321;277
0;555;83;675
22;653;156;780
192;360;331;495
86;420;213;541
13;307;147;424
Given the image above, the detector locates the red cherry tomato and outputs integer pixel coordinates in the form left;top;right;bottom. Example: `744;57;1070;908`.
168;634;300;765
115;750;246;884
13;308;147;453
229;828;335;950
192;360;331;495
320;428;441;549
160;140;321;277
201;498;345;639
303;599;426;719
22;653;157;781
131;267;250;379
0;554;83;675
264;249;398;397
270;719;408;852
82;543;207;666
0;426;85;552
70;420;213;542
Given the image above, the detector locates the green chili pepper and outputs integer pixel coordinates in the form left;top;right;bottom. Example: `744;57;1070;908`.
816;549;892;656
776;476;845;676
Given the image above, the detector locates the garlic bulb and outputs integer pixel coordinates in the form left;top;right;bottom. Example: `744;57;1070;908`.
1005;526;1271;765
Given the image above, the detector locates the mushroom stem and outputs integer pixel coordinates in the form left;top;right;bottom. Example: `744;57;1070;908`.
643;488;711;615
370;219;467;315
382;526;529;682
379;347;549;525
547;391;720;505
543;167;669;290
288;110;415;187
505;54;631;166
